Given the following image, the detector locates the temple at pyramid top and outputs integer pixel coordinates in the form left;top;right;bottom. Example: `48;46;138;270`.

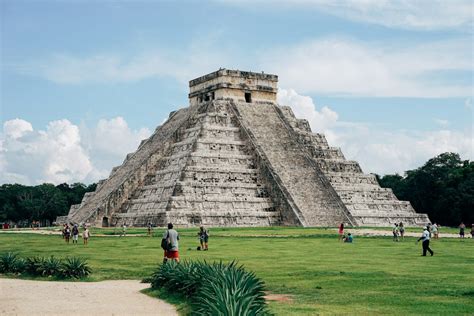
189;69;278;106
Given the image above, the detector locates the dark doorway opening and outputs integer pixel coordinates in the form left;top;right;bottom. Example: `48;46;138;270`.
102;217;109;227
245;92;252;103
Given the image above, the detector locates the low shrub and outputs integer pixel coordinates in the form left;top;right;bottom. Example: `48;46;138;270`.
37;256;62;277
24;256;45;275
148;260;271;315
0;252;20;273
0;253;92;279
194;261;268;315
61;257;92;279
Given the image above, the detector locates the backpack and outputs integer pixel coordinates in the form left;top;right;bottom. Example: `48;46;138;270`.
161;230;171;251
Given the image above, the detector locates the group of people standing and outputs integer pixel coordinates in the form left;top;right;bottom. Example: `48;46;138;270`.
62;224;90;245
392;222;406;241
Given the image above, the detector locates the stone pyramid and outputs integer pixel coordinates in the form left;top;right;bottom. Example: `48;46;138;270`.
63;69;430;227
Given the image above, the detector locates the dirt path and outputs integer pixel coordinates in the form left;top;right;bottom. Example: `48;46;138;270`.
0;279;177;316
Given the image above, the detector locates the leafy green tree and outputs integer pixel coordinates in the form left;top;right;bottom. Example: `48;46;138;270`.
378;152;473;226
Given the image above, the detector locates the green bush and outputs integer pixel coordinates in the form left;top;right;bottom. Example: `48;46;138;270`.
194;261;268;315
0;252;20;273
61;257;92;279
37;256;63;277
148;260;271;315
0;253;92;279
24;256;45;275
14;257;26;274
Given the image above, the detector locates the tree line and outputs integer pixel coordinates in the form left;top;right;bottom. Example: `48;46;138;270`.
377;152;473;227
0;183;96;226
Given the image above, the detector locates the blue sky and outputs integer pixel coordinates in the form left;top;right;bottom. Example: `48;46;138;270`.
1;0;473;184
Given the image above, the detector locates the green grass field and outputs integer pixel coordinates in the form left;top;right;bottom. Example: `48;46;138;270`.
1;227;473;315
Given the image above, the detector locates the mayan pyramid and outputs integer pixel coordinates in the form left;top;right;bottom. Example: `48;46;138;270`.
62;69;430;227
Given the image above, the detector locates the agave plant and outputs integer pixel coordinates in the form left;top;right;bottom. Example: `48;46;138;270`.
24;256;45;275
0;252;19;273
61;257;92;279
13;257;27;274
193;261;270;316
38;256;62;277
148;260;271;315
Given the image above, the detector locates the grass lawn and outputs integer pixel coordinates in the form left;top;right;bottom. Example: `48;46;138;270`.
1;227;473;315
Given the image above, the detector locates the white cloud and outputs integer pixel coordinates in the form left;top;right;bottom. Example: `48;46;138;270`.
278;89;474;174
221;0;473;30
278;88;338;132
0;117;151;185
262;38;472;97
3;119;33;139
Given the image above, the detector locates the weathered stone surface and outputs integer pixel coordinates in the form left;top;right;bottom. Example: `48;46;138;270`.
61;69;430;227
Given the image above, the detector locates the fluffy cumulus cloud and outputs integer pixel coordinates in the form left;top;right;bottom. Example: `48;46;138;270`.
263;38;472;98
278;89;474;175
278;88;338;132
0;117;151;185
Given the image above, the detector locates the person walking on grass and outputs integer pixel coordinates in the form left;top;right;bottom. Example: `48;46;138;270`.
83;227;90;246
120;223;127;237
392;223;399;242
338;223;344;241
147;223;153;237
198;226;209;250
162;223;179;263
459;222;466;238
417;226;434;256
72;224;79;244
399;222;405;241
431;223;439;240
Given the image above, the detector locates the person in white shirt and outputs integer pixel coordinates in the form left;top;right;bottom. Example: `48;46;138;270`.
417;226;434;256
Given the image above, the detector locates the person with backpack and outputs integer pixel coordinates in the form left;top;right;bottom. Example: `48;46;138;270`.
162;223;179;263
198;226;209;251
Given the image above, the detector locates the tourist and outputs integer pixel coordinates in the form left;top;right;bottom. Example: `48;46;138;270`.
147;223;153;237
344;233;353;243
72;224;79;244
338;223;344;241
198;226;209;250
399;222;405;241
163;223;180;263
431;223;439;240
83;227;90;245
417;226;434;256
459;222;465;238
392;223;399;242
64;224;71;244
120;224;127;237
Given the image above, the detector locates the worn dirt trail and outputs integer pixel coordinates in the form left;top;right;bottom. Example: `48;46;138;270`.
0;279;177;316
